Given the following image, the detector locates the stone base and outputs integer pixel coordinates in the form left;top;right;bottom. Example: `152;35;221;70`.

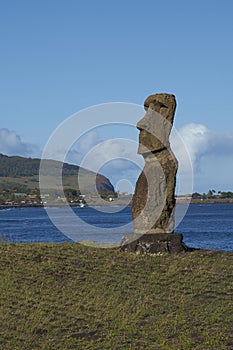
120;233;190;254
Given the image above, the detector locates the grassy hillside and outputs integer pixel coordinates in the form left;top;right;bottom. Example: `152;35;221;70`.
0;243;232;349
0;153;115;197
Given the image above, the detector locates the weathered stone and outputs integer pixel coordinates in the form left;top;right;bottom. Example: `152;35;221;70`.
132;93;178;234
137;93;176;153
120;233;188;254
121;93;188;254
144;93;176;124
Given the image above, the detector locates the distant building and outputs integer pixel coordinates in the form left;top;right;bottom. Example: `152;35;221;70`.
175;195;192;203
13;193;27;198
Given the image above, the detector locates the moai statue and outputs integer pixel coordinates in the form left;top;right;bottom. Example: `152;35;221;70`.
121;93;188;253
132;93;178;234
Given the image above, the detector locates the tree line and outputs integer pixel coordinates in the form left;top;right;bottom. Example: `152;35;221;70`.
192;189;233;199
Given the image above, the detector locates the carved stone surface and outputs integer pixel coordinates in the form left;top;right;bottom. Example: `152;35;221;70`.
137;93;176;153
120;233;189;254
132;93;178;234
120;94;190;254
120;93;189;254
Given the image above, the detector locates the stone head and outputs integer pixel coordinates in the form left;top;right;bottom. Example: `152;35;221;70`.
137;93;176;154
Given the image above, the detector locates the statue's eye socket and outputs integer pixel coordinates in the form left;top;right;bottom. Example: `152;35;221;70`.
160;104;168;109
144;103;168;112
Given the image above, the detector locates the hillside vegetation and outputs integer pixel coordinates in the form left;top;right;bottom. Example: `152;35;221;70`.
0;154;115;203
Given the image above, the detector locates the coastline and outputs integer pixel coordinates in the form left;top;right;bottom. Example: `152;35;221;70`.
188;198;233;204
1;197;233;210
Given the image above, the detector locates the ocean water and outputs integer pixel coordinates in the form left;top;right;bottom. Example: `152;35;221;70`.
0;203;232;252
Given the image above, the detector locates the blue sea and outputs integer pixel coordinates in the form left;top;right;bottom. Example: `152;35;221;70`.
0;203;232;252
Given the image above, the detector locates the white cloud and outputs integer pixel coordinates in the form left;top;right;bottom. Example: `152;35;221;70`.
172;123;233;168
78;130;99;154
43;132;144;192
2;123;232;194
206;130;233;156
0;128;39;157
66;124;233;193
172;123;233;192
77;138;144;190
171;123;210;170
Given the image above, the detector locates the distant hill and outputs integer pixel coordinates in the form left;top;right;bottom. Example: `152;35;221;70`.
0;153;115;196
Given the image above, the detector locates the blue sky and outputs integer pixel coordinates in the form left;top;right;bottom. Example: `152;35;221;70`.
0;0;233;193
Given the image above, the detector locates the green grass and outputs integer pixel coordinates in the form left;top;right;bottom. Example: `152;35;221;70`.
0;243;232;349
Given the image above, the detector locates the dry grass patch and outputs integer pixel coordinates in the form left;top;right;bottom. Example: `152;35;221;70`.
0;243;232;349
